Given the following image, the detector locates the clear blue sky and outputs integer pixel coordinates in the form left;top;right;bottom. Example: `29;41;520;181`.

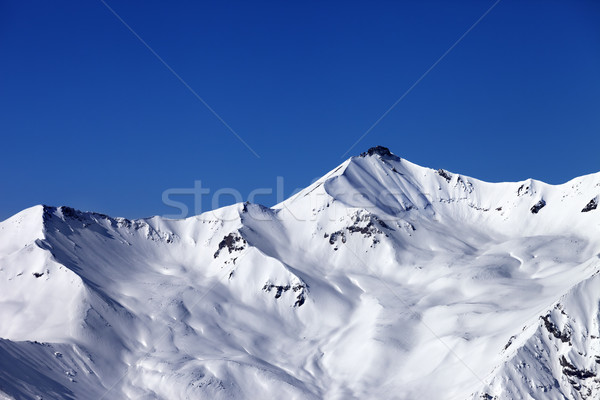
1;0;599;220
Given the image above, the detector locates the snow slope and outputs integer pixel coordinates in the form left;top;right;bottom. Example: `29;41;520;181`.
0;146;599;399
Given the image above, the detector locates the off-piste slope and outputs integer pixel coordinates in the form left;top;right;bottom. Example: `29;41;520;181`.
0;147;598;400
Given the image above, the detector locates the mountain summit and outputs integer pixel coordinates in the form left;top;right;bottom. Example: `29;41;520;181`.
0;149;599;399
359;145;398;158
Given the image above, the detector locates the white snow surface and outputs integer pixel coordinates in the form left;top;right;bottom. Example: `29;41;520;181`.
1;147;599;399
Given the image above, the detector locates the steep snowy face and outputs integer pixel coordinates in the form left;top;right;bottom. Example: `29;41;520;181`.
0;147;599;400
473;271;600;400
0;206;88;342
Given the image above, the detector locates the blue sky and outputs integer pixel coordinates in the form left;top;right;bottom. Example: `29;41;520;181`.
1;0;599;220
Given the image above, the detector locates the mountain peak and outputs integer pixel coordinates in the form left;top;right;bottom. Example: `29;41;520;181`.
359;145;399;160
2;154;600;400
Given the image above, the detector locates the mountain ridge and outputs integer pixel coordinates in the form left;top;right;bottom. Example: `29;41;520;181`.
0;147;599;399
6;146;599;229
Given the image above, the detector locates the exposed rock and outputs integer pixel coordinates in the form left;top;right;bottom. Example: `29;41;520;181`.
581;198;598;213
456;176;474;193
214;232;246;258
517;184;532;197
437;169;452;182
540;314;571;343
359;146;400;160
263;282;308;307
325;212;391;249
503;335;516;350
560;356;596;379
530;199;546;214
328;231;346;246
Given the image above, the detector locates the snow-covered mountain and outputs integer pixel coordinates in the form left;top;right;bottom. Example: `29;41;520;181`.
1;146;599;400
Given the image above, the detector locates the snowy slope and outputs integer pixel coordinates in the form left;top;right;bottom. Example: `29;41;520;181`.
473;270;600;400
0;146;599;400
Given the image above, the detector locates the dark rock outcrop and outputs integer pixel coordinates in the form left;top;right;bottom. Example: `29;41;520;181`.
530;199;546;214
581;198;597;213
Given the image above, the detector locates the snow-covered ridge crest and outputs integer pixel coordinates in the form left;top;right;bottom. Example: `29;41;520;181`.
277;146;600;238
0;146;599;400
